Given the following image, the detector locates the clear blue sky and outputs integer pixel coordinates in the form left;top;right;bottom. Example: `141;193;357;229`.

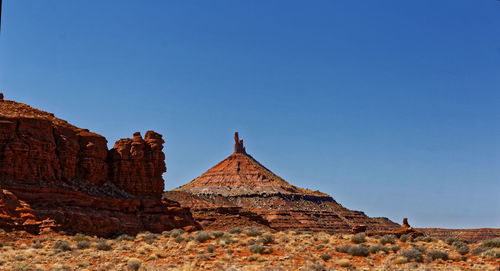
1;1;499;228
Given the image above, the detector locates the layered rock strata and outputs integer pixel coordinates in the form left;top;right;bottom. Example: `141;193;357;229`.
0;96;197;236
418;228;500;242
165;132;400;233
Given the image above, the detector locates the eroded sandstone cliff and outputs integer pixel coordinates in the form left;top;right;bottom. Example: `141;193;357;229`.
0;96;197;236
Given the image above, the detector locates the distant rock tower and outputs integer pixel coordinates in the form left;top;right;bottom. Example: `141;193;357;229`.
234;132;246;154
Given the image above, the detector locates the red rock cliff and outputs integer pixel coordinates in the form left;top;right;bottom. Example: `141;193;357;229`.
0;96;197;235
109;131;166;197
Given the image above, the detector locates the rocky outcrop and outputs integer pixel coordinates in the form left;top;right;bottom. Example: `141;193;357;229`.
366;218;423;238
0;104;109;186
0;97;197;236
164;132;400;233
109;131;166;197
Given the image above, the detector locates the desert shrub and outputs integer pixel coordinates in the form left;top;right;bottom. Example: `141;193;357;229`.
206;244;216;253
471;246;490;255
391;245;401;253
174;235;185;243
369;244;389;254
400;248;423;262
12;263;31;271
445;238;459;246
453;241;469;255
248;244;265;254
482;248;500;258
394;256;408;264
244;226;262;237
259;233;274;244
335;244;353;253
53;240;72;251
399;234;411;242
138;232;158;244
415;236;435;243
427;250;448;261
170;228;184;238
195;231;211;243
127;258;141;271
348;245;369;257
481;239;500;248
287;229;302;235
372;235;381;239
229;227;242;234
380;235;396;245
161;230;171;237
117;234;135;241
226;249;234;255
424;237;435;242
351;233;366;244
319;254;331;261
14;255;25;261
222;236;234;245
76;240;91;249
96;240;112;251
32;240;43;249
212;231;224;238
73;233;89;242
410;244;426;253
4;241;14;247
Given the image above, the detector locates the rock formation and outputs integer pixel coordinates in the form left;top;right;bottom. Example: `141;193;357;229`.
164;132;400;233
418;228;500;242
365;218;423;238
108;131;166;197
0;96;197;236
391;218;423;237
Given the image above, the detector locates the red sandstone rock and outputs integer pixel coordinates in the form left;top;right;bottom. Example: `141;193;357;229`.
165;132;400;233
418;228;500;242
391;218;423;237
109;131;166;197
0;98;197;236
352;225;367;234
367;218;423;238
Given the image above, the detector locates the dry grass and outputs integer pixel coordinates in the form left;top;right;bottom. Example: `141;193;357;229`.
0;229;498;270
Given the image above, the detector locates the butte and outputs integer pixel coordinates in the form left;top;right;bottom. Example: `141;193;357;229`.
164;132;400;233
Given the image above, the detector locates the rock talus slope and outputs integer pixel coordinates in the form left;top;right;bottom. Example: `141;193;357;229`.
165;132;400;232
0;96;197;236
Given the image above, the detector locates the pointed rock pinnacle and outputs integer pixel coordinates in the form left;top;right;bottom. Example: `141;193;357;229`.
234;132;246;154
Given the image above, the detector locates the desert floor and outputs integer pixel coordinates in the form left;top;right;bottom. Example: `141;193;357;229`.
0;228;498;271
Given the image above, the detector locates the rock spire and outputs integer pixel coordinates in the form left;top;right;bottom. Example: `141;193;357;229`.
234;132;246;154
166;132;400;232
